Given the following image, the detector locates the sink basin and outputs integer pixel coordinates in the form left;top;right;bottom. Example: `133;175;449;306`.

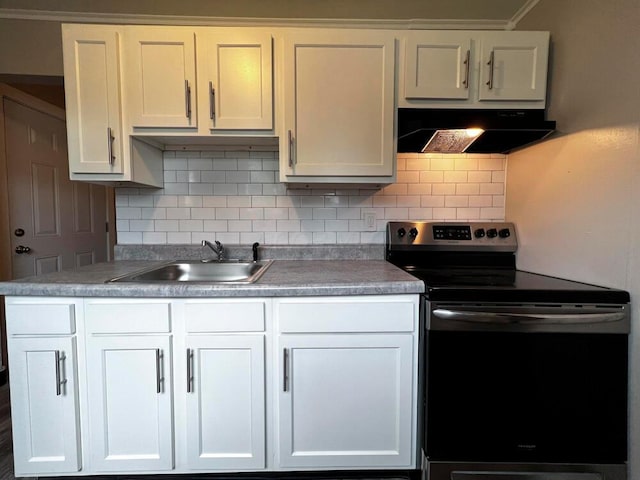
108;260;273;284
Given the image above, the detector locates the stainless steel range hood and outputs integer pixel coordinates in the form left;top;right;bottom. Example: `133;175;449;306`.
397;108;556;154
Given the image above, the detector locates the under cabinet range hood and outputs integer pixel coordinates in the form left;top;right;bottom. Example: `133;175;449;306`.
397;108;556;154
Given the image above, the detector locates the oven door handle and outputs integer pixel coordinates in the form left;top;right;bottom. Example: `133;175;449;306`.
432;308;627;325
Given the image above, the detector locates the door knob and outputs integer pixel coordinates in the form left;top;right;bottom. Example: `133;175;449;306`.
15;245;31;254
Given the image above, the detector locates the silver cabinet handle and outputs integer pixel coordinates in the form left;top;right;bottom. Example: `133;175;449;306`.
283;348;289;392
185;80;192;119
55;350;67;396
155;349;163;394
288;130;295;168
186;348;193;393
486;50;495;90
209;81;216;121
107;127;115;165
463;49;470;89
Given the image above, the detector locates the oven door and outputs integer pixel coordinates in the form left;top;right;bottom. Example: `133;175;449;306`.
424;302;629;466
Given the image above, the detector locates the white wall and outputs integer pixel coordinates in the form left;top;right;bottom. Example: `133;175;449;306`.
508;1;640;478
116;151;507;245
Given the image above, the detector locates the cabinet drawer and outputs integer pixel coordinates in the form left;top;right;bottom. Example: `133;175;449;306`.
277;297;416;333
6;303;76;335
185;301;266;332
85;301;171;334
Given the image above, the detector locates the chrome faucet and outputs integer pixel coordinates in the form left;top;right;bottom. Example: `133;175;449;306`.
201;240;224;262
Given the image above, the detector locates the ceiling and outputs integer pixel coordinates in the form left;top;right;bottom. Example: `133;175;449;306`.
0;0;540;29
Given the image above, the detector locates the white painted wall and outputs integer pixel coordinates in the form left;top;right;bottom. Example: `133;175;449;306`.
508;1;640;478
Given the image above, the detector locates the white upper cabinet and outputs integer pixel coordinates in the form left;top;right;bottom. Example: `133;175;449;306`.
62;24;124;174
404;31;473;100
125;27;197;128
198;30;273;131
124;27;273;132
400;30;550;108
279;29;396;183
62;24;163;186
478;31;549;102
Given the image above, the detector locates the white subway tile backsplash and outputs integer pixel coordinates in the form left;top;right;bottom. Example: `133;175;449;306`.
129;219;155;232
118;232;142;244
179;220;204;232
166;208;191;220
227;196;252;208
337;231;361;243
116;207;142;219
203;220;228;232
313;232;337;244
143;232;167;244
213;184;237;195
168;232;191;244
178;196;202;208
115;151;506;245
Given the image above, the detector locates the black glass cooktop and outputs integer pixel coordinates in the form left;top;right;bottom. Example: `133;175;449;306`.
415;268;630;304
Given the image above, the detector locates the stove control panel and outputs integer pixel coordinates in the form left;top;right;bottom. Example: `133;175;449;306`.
386;221;517;252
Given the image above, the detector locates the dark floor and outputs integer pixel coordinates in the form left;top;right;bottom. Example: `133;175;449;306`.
0;383;416;480
0;382;14;479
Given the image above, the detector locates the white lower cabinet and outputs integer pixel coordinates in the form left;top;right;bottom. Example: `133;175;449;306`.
185;335;265;470
5;298;81;477
278;334;414;468
4;294;418;476
275;296;418;469
86;335;174;472
9;336;81;475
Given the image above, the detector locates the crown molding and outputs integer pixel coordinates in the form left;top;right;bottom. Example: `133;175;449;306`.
507;0;540;29
0;8;512;30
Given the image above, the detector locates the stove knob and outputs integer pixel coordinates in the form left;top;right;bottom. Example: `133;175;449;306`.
474;228;486;238
409;227;419;239
397;228;406;238
499;228;511;238
486;228;498;238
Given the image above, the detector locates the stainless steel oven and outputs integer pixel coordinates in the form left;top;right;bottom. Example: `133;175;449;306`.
386;222;630;480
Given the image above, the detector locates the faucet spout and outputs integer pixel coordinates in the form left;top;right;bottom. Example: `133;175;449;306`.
201;239;224;261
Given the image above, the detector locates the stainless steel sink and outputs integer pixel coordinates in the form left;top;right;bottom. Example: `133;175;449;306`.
107;260;273;284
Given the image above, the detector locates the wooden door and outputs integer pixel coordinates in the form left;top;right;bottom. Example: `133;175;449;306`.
3;97;108;278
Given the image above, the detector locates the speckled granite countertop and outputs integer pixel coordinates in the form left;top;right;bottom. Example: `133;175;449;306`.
0;260;424;298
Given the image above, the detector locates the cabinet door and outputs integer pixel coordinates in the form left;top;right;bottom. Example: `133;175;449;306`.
478;31;549;101
8;336;80;475
185;335;265;470
404;31;472;99
87;335;173;472
278;334;414;468
126;27;197;128
201;31;273;130
62;25;124;174
281;31;395;179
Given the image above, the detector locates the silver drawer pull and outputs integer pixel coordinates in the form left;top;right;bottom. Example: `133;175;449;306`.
186;348;193;393
156;349;163;394
486;51;495;90
55;350;67;396
283;348;289;392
